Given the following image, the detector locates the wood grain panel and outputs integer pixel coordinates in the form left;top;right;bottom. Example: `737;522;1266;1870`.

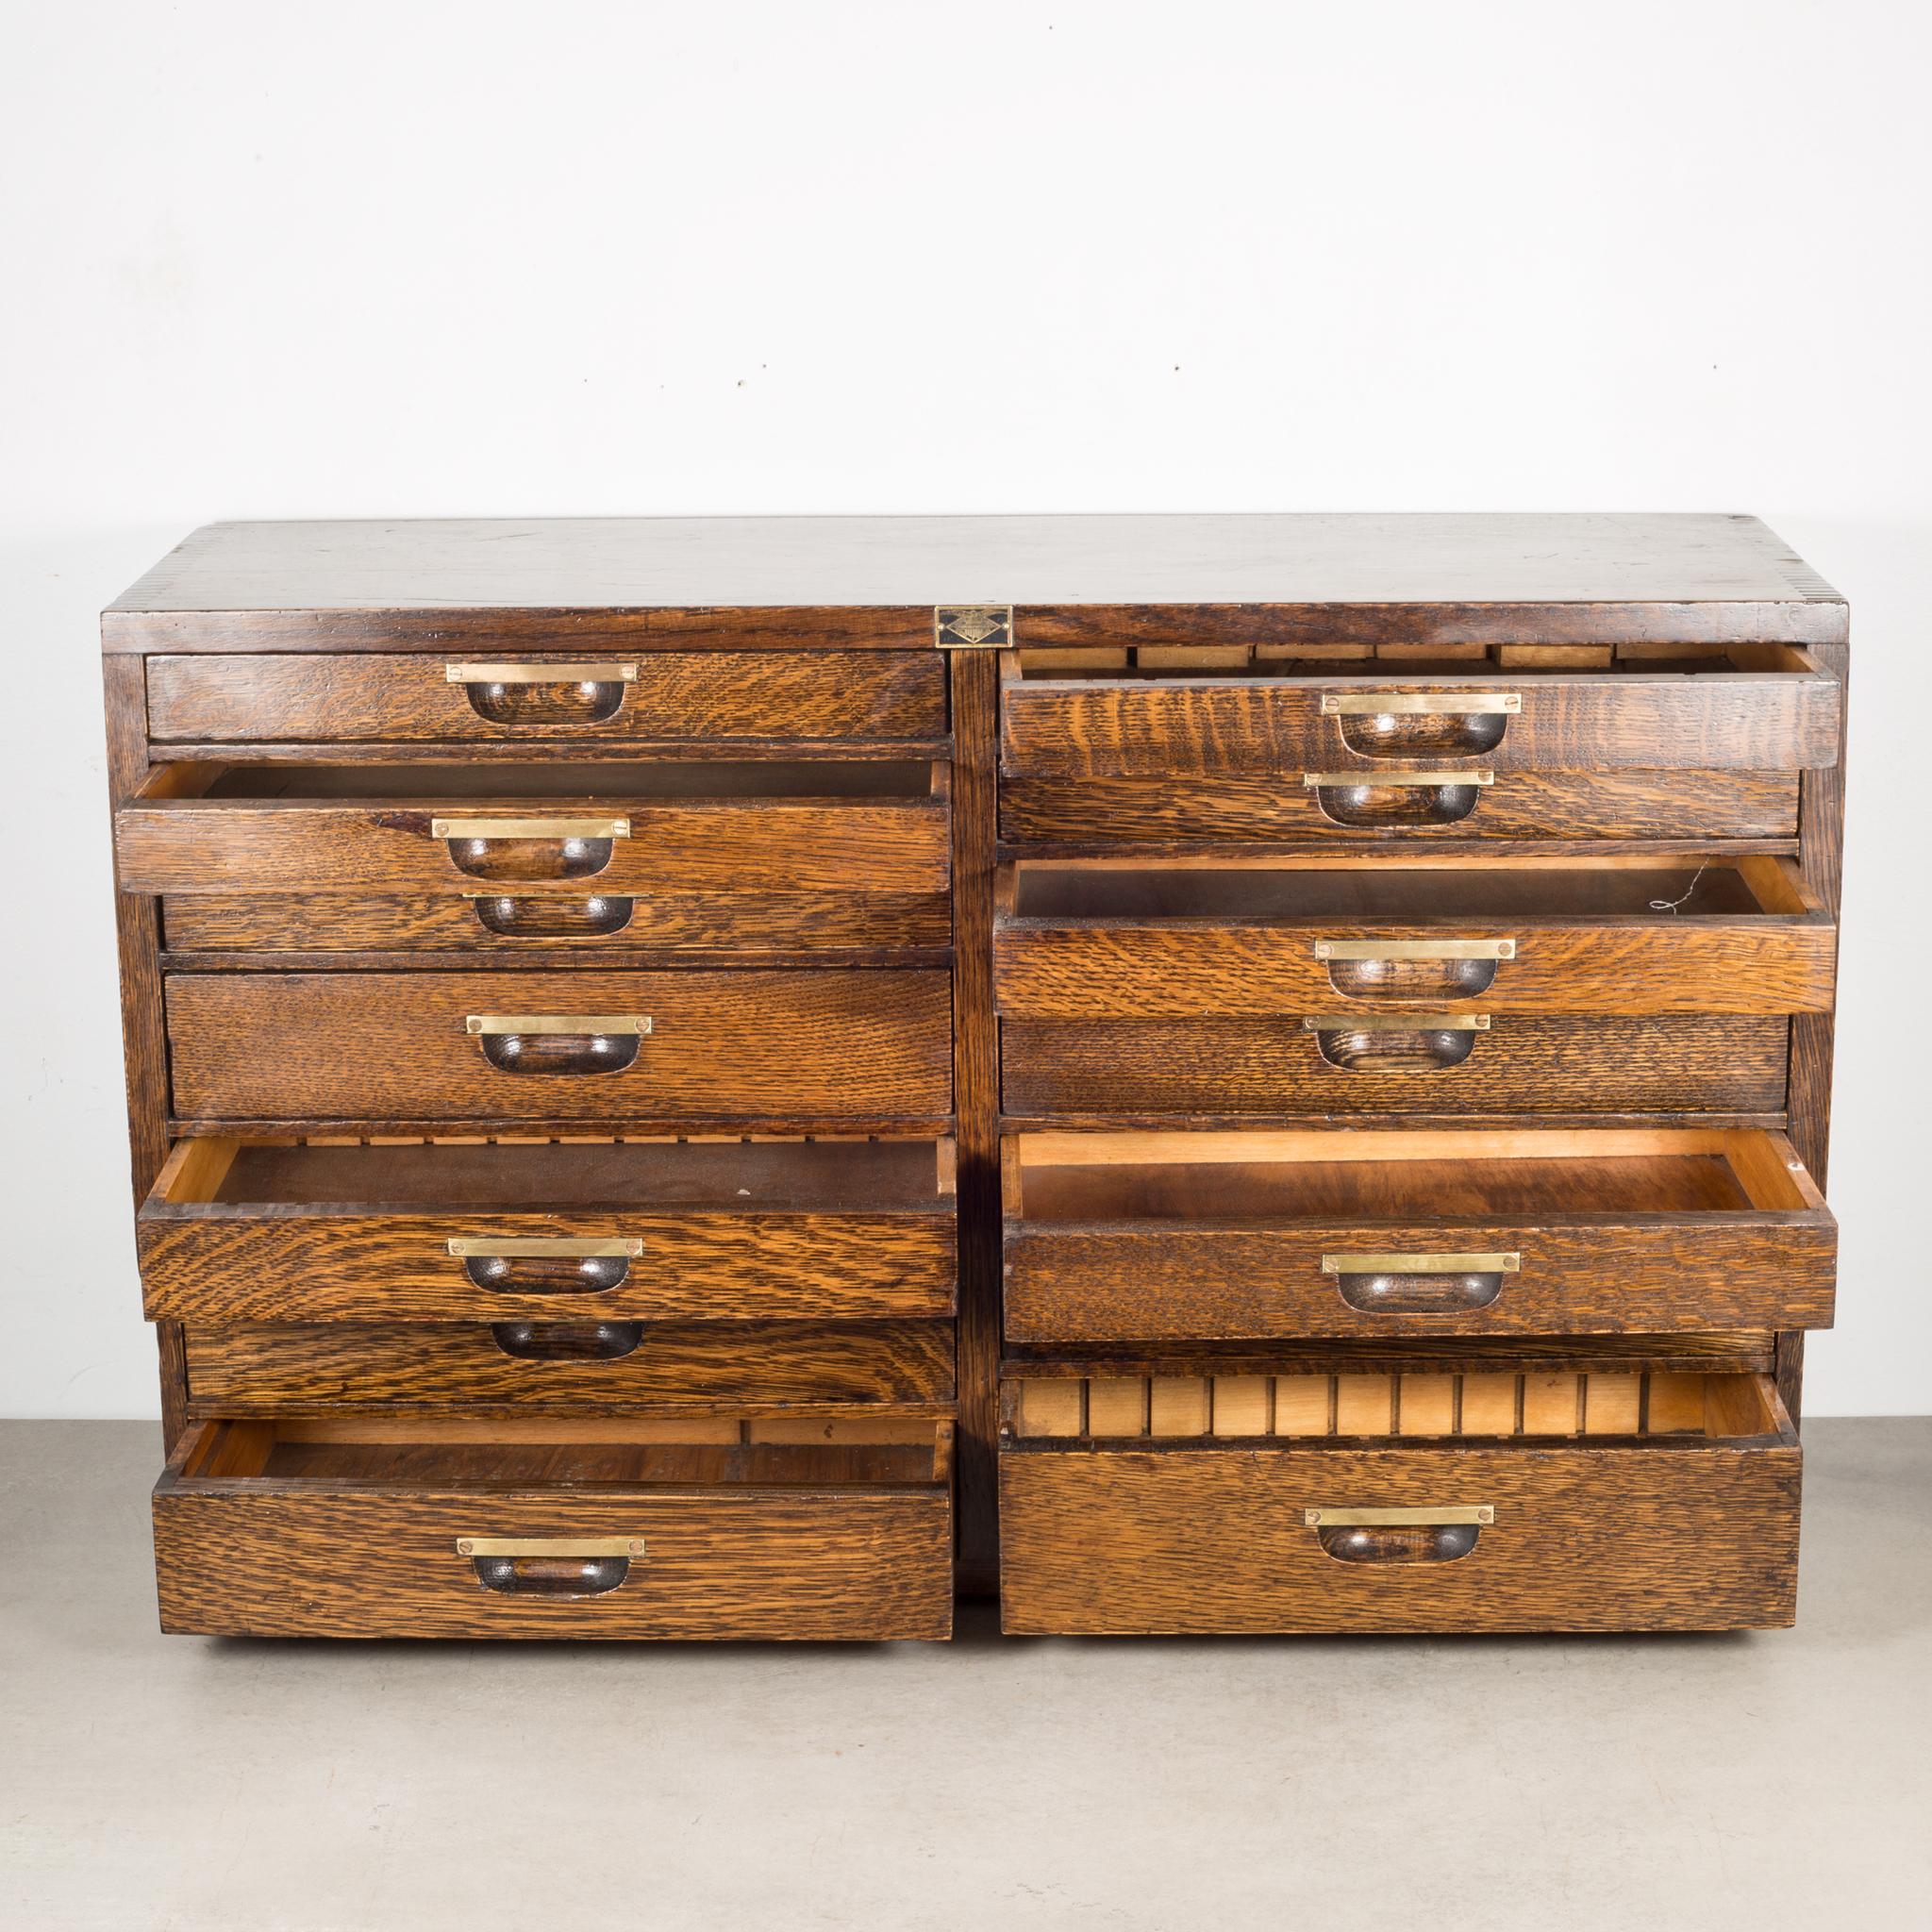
142;1210;957;1324
999;1436;1800;1633
1001;1013;1789;1119
1000;769;1800;847
1005;1219;1836;1342
184;1321;956;1411
154;1480;951;1640
163;970;953;1123
1000;667;1839;776
994;917;1835;1017
147;651;945;743
118;794;949;897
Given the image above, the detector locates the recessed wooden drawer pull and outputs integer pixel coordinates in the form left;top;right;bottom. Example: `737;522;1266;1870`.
1303;1504;1493;1566
490;1320;645;1360
1321;1250;1520;1315
1304;1011;1489;1073
1312;937;1515;999
1321;690;1521;758
465;1012;652;1076
461;891;638;939
433;817;631;883
457;1536;644;1598
447;1236;643;1294
1302;771;1493;828
444;661;638;726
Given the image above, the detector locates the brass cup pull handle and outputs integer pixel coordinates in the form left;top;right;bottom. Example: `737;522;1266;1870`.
1320;691;1520;758
445;660;638;727
1312;938;1515;1000
1302;771;1492;829
1304;1505;1493;1566
490;1320;644;1361
463;892;637;940
433;817;630;884
465;1013;651;1076
447;1236;643;1295
1305;1012;1489;1074
1323;1250;1520;1315
458;1536;643;1598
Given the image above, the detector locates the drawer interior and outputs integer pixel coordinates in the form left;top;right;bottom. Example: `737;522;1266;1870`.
1007;1369;1791;1443
1006;854;1807;922
150;1135;956;1213
146;758;941;803
1009;1127;1822;1221
1013;641;1820;681
179;1415;953;1488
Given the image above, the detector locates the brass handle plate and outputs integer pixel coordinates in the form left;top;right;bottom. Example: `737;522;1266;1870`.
456;1537;644;1557
1322;1251;1522;1275
1303;770;1494;789
464;1014;652;1036
445;662;638;685
1313;939;1515;962
1303;1507;1493;1528
1320;692;1521;716
432;817;630;841
1303;1013;1491;1032
446;1237;643;1259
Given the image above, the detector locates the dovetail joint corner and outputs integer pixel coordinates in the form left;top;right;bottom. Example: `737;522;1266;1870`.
934;605;1013;649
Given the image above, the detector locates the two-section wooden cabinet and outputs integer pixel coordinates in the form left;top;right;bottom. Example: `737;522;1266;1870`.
104;514;1844;1638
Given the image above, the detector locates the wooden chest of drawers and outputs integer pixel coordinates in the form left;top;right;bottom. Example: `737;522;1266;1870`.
105;513;1843;1639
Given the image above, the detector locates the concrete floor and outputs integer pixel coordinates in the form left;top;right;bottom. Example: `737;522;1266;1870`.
2;1421;1928;1932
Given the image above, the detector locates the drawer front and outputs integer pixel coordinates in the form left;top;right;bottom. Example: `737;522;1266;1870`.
119;796;950;899
183;1320;957;1410
160;889;951;954
147;651;947;744
1001;1013;1790;1119
155;1483;952;1639
999;665;1839;778
1000;769;1801;847
999;1440;1800;1634
142;1208;957;1324
1005;1215;1834;1341
163;970;953;1124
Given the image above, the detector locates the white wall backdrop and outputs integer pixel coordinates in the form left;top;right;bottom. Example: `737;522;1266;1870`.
3;0;1926;1417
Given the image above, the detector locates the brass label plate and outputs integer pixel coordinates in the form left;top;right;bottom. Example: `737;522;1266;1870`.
934;605;1013;649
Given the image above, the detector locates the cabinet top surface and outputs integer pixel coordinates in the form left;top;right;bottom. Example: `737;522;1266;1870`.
110;513;1838;613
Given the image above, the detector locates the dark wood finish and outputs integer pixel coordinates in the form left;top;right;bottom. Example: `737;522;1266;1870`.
147;651;945;744
1001;769;1802;847
183;1319;956;1412
162;970;953;1124
1002;1013;1789;1120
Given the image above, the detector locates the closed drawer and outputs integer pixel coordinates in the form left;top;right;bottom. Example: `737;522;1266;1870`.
146;650;947;745
140;1137;957;1323
155;1416;953;1639
994;856;1834;1017
121;761;948;954
998;643;1840;778
1002;1127;1836;1341
162;969;953;1126
182;1318;956;1410
999;1370;1799;1633
1003;1012;1790;1120
1001;768;1801;848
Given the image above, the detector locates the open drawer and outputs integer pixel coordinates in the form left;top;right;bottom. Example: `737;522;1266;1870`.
117;760;949;954
998;642;1840;779
155;1415;954;1639
1002;1128;1836;1341
140;1137;957;1323
994;855;1835;1017
998;1368;1800;1633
